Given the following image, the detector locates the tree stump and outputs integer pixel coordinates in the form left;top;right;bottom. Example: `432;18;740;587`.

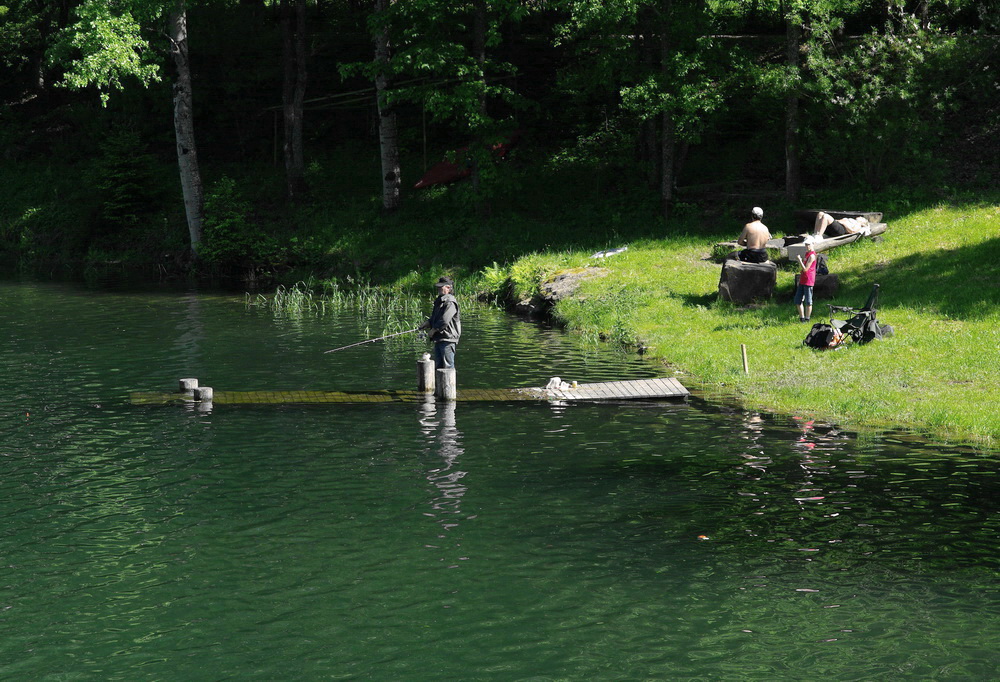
416;354;435;393
435;368;457;401
718;260;777;304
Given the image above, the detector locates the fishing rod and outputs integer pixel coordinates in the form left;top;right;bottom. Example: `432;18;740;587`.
323;327;423;354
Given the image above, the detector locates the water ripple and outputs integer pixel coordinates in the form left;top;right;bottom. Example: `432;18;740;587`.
0;282;997;679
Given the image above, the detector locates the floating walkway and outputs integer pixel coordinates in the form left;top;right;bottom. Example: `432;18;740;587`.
130;377;689;407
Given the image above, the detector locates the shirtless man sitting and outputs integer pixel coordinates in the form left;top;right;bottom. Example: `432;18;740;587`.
736;206;772;263
814;211;870;238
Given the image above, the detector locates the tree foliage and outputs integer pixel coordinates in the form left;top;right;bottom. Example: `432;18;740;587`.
199;176;278;268
1;0;997;269
50;0;162;104
87;128;159;232
355;0;527;136
793;0;997;186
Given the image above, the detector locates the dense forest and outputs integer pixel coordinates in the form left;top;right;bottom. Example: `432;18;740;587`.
1;0;997;282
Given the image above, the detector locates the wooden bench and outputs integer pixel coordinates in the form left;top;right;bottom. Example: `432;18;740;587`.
714;209;888;262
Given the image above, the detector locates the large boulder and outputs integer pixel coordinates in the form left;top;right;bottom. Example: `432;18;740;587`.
541;267;610;304
718;260;777;304
513;267;610;316
813;273;840;299
793;272;840;300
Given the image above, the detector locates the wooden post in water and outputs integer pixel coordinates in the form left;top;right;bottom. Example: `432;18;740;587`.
179;378;199;393
194;386;214;402
417;353;435;393
435;368;456;401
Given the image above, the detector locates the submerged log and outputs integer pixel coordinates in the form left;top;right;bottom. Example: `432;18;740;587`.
131;377;691;406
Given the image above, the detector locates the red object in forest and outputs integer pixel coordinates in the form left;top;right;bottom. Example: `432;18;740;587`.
413;148;472;189
413;130;522;189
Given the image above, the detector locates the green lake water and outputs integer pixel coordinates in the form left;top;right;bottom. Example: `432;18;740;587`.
0;280;997;680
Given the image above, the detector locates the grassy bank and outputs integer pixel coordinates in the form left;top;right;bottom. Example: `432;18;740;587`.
3;153;997;446
472;201;1000;447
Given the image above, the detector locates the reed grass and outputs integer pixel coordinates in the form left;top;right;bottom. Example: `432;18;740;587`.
250;278;423;315
482;201;1000;447
248;277;443;345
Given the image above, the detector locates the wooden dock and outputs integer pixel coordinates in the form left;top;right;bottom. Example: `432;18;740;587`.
130;377;689;406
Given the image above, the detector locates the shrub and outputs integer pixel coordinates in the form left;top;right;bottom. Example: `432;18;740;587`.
87;129;159;235
199;176;281;268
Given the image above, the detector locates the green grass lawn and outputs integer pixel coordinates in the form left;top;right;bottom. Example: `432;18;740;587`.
479;202;1000;446
6;154;995;445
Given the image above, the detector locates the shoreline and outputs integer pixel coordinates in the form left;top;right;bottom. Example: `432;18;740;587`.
475;203;1000;448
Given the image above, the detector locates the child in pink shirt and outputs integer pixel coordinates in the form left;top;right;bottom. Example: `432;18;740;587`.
795;237;818;322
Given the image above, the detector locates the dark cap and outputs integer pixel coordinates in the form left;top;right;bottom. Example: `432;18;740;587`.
435;276;454;288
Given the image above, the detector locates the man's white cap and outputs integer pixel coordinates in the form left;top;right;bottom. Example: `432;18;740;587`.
751;206;763;219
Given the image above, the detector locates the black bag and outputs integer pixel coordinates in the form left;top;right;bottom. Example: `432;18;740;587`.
856;319;895;344
857;317;882;344
816;253;829;276
804;323;840;349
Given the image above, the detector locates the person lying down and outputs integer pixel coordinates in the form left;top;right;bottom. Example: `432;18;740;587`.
813;211;872;238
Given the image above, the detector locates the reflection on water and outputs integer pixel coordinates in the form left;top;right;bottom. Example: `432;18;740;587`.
173;292;206;363
0;281;997;679
735;412;772;477
420;399;469;540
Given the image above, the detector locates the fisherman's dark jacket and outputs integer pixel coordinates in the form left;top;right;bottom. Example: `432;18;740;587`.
428;294;462;344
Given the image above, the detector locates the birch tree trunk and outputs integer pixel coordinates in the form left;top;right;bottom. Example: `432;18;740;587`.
784;13;801;201
169;1;204;255
281;0;308;201
374;0;401;212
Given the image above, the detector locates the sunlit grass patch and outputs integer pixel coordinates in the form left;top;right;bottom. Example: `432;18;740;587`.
481;202;1000;445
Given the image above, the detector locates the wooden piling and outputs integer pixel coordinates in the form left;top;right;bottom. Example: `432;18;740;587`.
435;368;457;400
417;354;435;393
194;386;214;402
179;378;199;393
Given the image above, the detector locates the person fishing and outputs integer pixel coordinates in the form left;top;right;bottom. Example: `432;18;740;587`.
420;276;462;369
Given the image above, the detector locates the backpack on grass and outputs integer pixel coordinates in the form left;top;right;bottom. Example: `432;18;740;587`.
803;323;843;350
810;284;894;349
816;253;829;276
